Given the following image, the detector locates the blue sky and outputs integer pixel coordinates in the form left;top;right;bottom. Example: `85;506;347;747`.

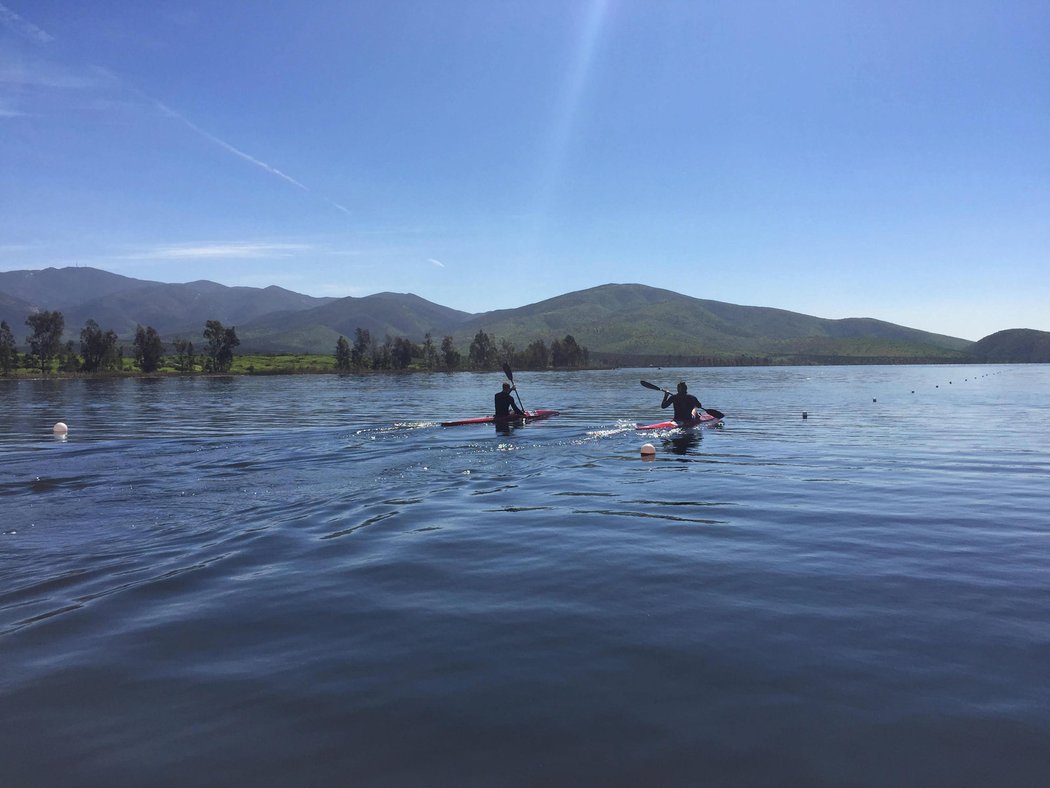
1;1;1047;341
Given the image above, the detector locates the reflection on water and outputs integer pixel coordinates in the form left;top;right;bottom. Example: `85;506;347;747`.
663;430;702;455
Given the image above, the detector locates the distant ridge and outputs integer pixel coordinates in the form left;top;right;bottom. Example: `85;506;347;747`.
0;265;1044;363
442;283;973;362
0;266;158;309
969;329;1050;363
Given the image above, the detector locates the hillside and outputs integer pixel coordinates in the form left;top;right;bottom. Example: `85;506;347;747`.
4;264;1045;363
444;284;972;362
63;281;334;338
0;266;160;309
238;292;473;353
968;329;1050;363
0;290;36;331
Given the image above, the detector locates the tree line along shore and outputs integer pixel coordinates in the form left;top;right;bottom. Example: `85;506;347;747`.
0;311;592;377
3;310;1031;378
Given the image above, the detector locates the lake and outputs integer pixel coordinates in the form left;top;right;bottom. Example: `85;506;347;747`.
2;365;1049;786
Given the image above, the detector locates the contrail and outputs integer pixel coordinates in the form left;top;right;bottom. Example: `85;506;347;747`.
153;100;352;216
153;100;309;191
2;0;352;219
0;2;54;44
428;258;446;268
149;98;352;216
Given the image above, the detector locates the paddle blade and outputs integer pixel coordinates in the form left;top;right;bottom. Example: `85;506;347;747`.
705;408;725;420
502;363;514;382
640;380;663;391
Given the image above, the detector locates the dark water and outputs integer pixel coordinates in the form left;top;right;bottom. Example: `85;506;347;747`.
2;366;1049;786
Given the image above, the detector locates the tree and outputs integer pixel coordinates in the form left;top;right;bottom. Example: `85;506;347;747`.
498;339;516;364
203;319;240;372
25;310;65;374
335;335;351;371
372;335;392;369
522;339;549;369
172;338;195;372
60;340;80;372
551;334;586;368
468;330;496;369
134;324;164;372
421;332;437;370
391;336;415;369
0;320;17;375
440;335;460;370
351;328;372;370
80;319;120;372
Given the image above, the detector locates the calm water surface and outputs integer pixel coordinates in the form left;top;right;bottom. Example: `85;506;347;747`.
2;365;1049;786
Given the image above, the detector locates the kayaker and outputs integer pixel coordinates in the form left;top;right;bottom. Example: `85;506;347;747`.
661;381;703;421
495;382;524;418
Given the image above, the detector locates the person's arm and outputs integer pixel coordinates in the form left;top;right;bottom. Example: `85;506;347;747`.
661;392;674;409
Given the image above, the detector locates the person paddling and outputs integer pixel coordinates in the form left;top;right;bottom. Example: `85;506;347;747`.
495;382;524;418
661;381;703;422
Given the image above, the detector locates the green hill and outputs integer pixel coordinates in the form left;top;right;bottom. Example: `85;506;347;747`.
968;329;1050;362
446;284;971;362
8;266;1045;364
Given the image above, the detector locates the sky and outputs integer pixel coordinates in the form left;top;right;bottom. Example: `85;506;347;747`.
1;1;1047;341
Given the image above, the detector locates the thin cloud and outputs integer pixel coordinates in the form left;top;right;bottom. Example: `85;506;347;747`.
428;258;446;268
0;3;54;44
130;242;313;260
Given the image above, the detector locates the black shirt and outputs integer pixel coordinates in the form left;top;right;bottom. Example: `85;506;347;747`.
495;390;523;417
661;391;702;421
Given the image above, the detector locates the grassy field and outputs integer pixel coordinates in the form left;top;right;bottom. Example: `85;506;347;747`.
2;354;341;377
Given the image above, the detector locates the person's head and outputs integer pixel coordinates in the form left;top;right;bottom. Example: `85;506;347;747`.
502;382;512;392
677;382;687;394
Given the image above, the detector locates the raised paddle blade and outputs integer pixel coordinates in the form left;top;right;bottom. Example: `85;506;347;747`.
640;380;665;391
704;408;725;420
502;363;525;412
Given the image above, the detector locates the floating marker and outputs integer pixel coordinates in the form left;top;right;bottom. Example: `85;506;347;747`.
640;443;656;457
53;422;68;435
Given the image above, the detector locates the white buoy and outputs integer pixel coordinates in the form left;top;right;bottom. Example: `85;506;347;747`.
640;443;656;458
53;422;68;435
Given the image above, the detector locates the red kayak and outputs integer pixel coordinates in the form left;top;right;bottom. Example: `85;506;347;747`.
441;409;560;427
636;410;724;430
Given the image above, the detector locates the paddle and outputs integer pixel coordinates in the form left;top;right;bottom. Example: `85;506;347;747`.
503;362;526;414
640;380;724;420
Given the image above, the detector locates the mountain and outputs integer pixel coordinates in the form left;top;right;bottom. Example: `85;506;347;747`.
0;266;333;339
0;266;158;309
3;265;1045;363
443;284;973;362
0;290;36;332
968;329;1050;363
238;292;474;353
62;280;334;338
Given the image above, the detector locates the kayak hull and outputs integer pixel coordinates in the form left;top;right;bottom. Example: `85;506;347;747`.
636;411;723;430
441;409;560;427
